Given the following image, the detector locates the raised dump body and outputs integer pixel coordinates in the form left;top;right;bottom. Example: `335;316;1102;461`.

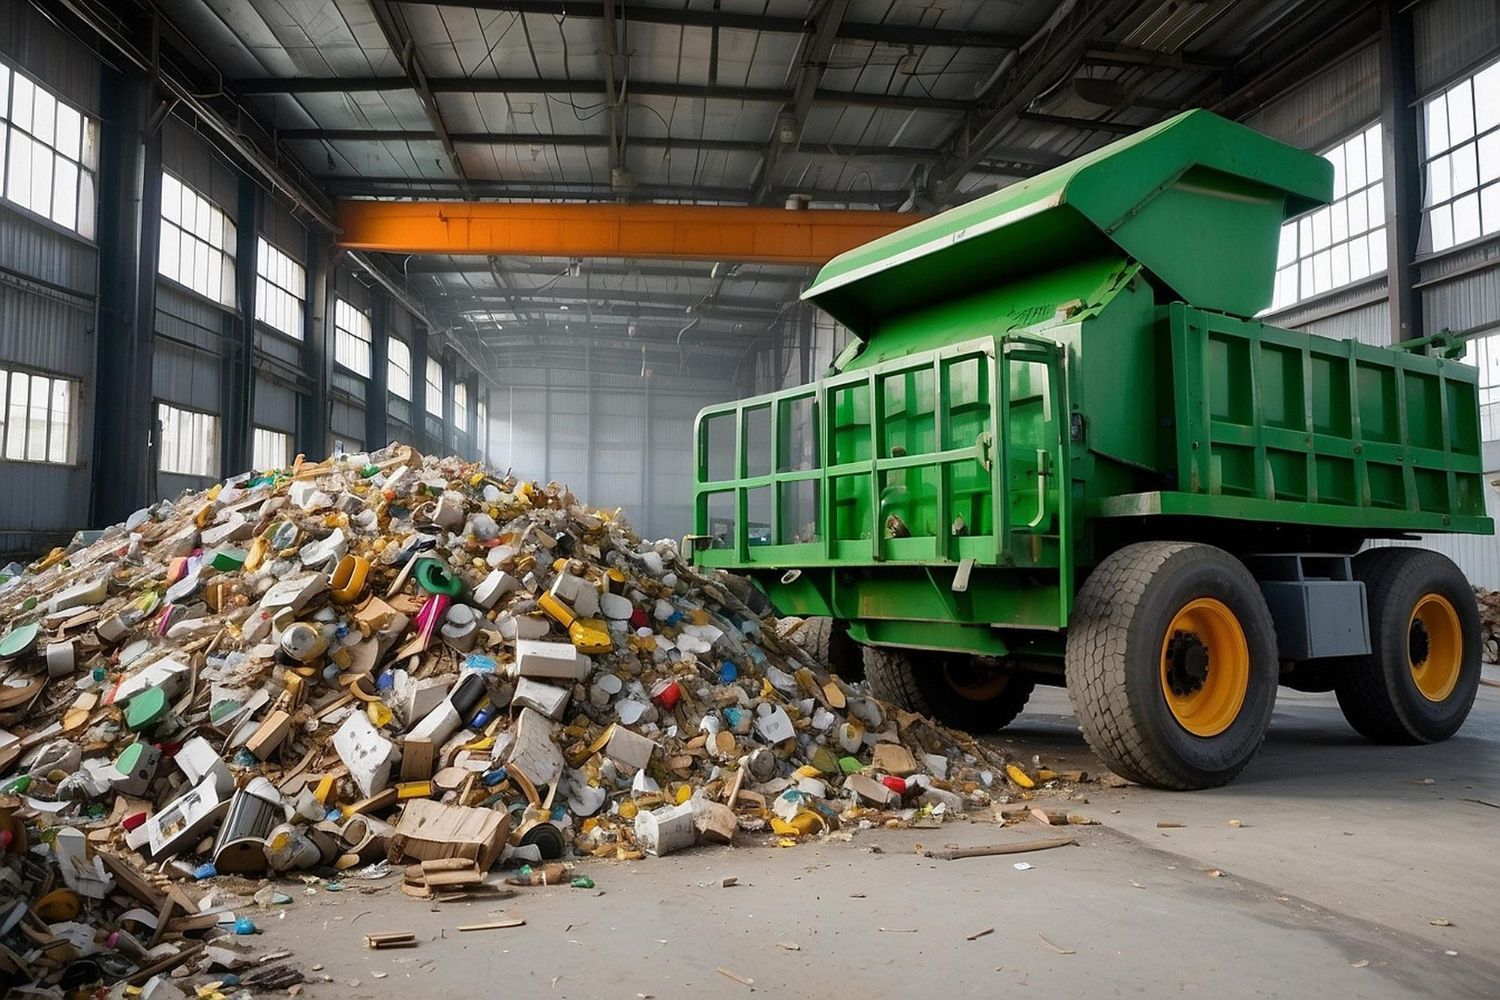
691;110;1492;790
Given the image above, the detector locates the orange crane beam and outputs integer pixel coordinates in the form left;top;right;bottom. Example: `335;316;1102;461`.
334;201;915;265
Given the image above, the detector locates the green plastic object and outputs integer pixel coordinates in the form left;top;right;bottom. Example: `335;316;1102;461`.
0;623;40;659
125;687;169;731
210;548;247;572
690;109;1492;658
838;756;862;774
414;558;464;597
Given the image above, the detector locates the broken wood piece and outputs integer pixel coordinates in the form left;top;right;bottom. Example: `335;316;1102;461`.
365;932;417;950
457;918;525;932
1029;806;1069;826
922;836;1078;860
716;967;755;988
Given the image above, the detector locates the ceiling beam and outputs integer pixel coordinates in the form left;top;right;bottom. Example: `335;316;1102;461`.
319;175;913;206
753;0;851;204
405;257;814;281
366;0;472;197
280;128;1061;168
1016;111;1140;135
931;0;1131;200
336;201;916;263
393;1;1024;49
229;76;973;113
436;285;788;315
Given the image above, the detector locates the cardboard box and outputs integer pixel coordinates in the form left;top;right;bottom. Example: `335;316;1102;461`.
386;799;511;872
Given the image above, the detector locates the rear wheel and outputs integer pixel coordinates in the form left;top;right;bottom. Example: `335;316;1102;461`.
790;617;862;679
863;646;1034;733
1333;547;1480;743
1066;541;1279;789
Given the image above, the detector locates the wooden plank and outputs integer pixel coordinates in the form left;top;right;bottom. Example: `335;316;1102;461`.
922;836;1077;860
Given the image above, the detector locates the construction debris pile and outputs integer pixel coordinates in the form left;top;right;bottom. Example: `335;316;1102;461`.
0;444;1029;992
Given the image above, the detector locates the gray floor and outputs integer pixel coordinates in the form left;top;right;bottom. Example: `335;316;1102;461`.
253;671;1500;999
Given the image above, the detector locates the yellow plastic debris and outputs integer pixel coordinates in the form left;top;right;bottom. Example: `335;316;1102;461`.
538;591;577;628
569;617;614;654
1005;763;1036;789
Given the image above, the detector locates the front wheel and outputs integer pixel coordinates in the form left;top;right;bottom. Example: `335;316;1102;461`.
1066;541;1279;790
1333;547;1480;743
863;646;1035;733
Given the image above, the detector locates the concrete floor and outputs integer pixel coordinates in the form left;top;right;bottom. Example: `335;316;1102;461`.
249;671;1500;1000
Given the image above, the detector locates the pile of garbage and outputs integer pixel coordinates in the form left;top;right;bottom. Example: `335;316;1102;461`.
0;444;1032;989
1476;588;1500;662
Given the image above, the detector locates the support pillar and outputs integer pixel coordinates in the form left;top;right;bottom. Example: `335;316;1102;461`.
1380;0;1423;345
91;68;160;526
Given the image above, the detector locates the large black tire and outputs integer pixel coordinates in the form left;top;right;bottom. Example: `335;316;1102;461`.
1333;547;1480;743
1066;541;1279;790
792;617;862;679
862;646;1035;733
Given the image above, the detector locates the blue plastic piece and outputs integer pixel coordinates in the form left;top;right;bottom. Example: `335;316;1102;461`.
719;661;738;683
193;863;217;880
233;917;257;935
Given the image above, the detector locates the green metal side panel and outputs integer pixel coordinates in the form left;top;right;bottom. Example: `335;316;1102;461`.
805;109;1332;334
1091;305;1491;534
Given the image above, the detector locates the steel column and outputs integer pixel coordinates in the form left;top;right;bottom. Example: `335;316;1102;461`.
222;171;261;476
91;68;160;526
1379;0;1424;345
299;236;332;458
366;288;392;450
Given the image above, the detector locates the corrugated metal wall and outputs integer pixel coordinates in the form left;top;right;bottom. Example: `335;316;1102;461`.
490;366;737;541
0;4;100;555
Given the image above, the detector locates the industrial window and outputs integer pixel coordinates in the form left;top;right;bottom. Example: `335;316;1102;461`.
1268;122;1386;311
159;173;236;306
157;402;219;477
0;367;75;464
453;382;468;432
252;426;292;471
1422;59;1500;253
388;337;412;400
477;398;488;457
0;63;98;238
425;358;443;417
333;297;373;377
255;237;305;340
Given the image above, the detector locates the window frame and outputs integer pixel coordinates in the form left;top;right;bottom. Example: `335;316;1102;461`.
0;365;78;466
333;297;374;378
1420;56;1500;255
155;401;220;478
251;426;293;471
0;60;99;240
254;236;307;341
1267;121;1388;312
388;336;413;400
453;381;468;432
425;357;444;418
158;171;237;307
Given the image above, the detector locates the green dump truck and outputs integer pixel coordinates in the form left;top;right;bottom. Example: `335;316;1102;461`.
690;109;1493;790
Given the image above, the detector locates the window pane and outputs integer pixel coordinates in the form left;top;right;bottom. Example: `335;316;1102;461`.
11;74;33;133
27;374;48;460
1482;183;1500;238
31;86;55;146
55;103;81;161
1344;133;1367;190
1453;141;1479;194
51;156;77;229
1477;62;1500;134
29;139;52;216
5;372;27;460
1431;202;1454;250
1453;190;1481;244
1428;93;1451;154
48;378;68;463
1450;80;1476;146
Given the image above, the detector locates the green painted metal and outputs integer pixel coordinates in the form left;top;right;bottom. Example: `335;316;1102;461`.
690;110;1492;661
806;109;1332;333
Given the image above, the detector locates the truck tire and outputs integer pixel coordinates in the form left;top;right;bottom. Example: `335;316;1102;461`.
1333;547;1480;743
862;646;1034;733
1066;541;1279;790
792;617;862;679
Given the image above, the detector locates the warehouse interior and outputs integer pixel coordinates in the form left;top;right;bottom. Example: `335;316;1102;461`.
0;0;1493;572
2;2;1500;996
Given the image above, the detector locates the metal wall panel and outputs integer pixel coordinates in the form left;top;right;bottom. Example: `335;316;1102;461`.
0;2;100;112
157;471;213;501
1289;296;1393;347
0;280;93;377
490;368;734;540
162;118;238;216
1422;261;1500;337
254;375;297;432
330;398;365;450
1242;44;1381;152
1414;0;1500;93
152;339;221;412
0;207;98;294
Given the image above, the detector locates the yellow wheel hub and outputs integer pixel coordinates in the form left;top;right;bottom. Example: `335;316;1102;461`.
1409;593;1462;703
1159;597;1250;738
942;659;1010;701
